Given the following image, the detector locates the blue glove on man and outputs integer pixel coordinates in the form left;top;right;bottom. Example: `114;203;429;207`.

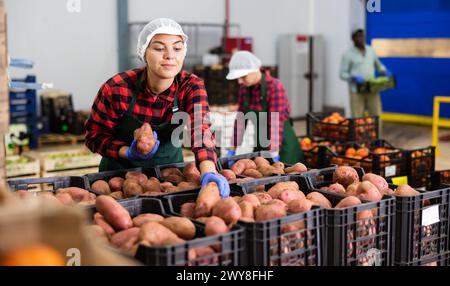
227;149;236;167
272;155;280;163
201;172;230;198
126;131;160;160
352;76;365;85
382;70;392;77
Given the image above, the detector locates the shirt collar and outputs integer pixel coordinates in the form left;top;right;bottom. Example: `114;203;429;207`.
140;67;176;103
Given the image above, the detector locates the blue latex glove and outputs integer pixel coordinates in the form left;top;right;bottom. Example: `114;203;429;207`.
126;131;160;160
352;76;365;85
227;149;236;167
272;155;280;163
201;172;230;198
383;70;392;77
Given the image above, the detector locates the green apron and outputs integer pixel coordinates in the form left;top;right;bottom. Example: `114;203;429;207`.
99;74;184;171
244;73;304;165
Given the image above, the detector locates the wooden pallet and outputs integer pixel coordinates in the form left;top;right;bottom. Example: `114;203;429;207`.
38;133;85;147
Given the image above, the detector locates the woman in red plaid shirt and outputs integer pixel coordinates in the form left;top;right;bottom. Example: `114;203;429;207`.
85;18;230;197
226;51;304;165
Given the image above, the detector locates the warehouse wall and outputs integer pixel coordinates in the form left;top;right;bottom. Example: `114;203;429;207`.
5;0;118;110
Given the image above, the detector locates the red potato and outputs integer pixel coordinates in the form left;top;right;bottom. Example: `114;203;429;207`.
267;181;299;199
327;183;346;194
95;195;133;231
160;217;196;240
180;202;196;217
254;157;270;167
346;182;361;196
356;181;382;202
141;177;161;193
204;216;229;236
254;192;273;204
108;177;124;193
55;192;75;205
238;201;255;220
125;172;148;185
255;204;287;221
306;192;332;208
94;213;116;237
240;194;261;208
212;198;242;225
335;196;362;208
288;198;313;213
183;162;201;185
139;222;185;246
284;163;308;174
333;166;360;188
394;184;420;197
132;213;164;227
134;123;156;155
195;182;221;218
122;179;144;197
219;169;236;180
110;191;124;200
242;169;263;178
279;189;306;204
160;182;178;193
57;187;91;202
110;227;140;249
165;174;184;184
267;199;288;210
230;161;246;175
91;180;111;195
362;173;389;195
272;162;285;173
177;181;199;191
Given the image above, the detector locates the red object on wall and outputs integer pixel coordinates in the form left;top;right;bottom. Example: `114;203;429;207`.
224;37;253;54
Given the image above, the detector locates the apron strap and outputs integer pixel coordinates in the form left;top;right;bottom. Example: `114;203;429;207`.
125;73;145;116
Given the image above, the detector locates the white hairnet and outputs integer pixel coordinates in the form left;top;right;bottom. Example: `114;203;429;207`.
137;18;188;62
226;51;262;80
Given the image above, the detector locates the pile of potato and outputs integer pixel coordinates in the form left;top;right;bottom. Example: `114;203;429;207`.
219;157;308;179
13;187;96;206
90;195;233;265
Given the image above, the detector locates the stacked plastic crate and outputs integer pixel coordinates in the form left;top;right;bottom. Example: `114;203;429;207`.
0;0;8;184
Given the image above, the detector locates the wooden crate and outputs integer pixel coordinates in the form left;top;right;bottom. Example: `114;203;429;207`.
35;147;101;172
38;133;85;148
5;155;40;178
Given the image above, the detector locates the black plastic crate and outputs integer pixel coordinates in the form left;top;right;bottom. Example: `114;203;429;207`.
405;146;436;188
297;135;331;168
164;181;323;266
298;167;395;266
307;112;379;142
389;183;450;266
397;251;450;266
327;139;407;178
83;167;157;197
89;197;244;266
7;176;87;192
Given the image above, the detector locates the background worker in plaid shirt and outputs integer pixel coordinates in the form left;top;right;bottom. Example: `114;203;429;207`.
226;51;304;165
85;18;230;197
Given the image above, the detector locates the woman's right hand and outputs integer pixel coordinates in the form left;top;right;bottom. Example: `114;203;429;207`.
125;131;160;160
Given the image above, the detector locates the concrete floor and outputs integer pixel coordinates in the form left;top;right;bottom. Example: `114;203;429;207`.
293;120;450;170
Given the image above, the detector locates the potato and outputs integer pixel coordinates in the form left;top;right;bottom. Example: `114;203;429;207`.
85;225;110;244
272;162;285;172
288;198;313;213
141;177;161;193
108;177;124;193
257;165;277;177
110;191;124;200
193;246;216;263
239;159;257;170
195;182;221;218
132;213;164;227
327;183;346;194
160;217;196;240
242;169;263;178
94;212;116;237
238;201;254;220
177;181;199;191
180;202;196;217
230;161;246;175
267;181;299;199
125;171;148;185
134;123;156;155
165;174;184;184
266;199;288;210
333;166;360;188
111;227;140;249
255;204;287;221
122;179;144;197
362;173;389;195
281;221;306;233
57;187;91;202
284;163;308;174
160;181;178;192
356;181;382;202
77;198;97;206
335;196;362;208
346;182;360;196
161;168;185;183
306;192;332;208
183;162;201;185
91;180;111;195
279;189;306;204
254;157;270;167
139;222;185;246
240;194;261;208
219;169;236;180
394;184;420;197
204;216;229;236
95;195;133;231
55;192;75;205
254;192;272;204
212;198;242;225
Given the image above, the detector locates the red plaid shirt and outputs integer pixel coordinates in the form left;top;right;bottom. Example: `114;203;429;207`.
85;67;217;164
232;70;291;151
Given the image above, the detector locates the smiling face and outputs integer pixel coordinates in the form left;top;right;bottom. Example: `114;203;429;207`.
145;34;186;80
